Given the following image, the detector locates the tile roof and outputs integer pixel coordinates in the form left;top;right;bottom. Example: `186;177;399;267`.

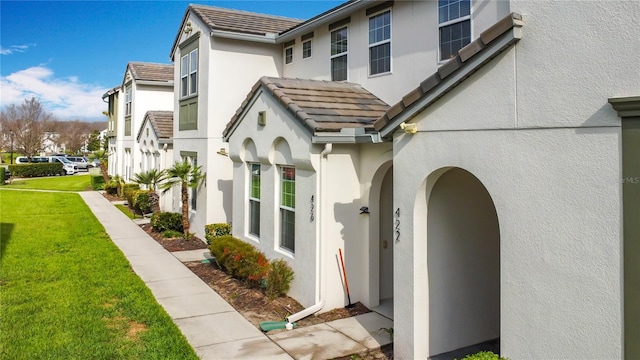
189;5;303;36
128;62;173;82
374;12;524;136
224;77;389;138
137;111;174;141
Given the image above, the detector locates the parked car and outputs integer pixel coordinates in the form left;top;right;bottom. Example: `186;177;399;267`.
15;156;77;175
66;156;90;171
88;159;101;168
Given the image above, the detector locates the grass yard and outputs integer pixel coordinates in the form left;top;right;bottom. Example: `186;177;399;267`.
5;174;92;191
0;190;198;359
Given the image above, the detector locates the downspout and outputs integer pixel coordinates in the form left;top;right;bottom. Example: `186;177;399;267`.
287;143;332;324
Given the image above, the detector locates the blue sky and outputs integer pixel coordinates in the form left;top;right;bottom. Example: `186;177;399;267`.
0;0;344;121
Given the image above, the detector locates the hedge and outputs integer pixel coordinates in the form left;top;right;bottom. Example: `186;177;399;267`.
132;190;152;215
123;183;140;204
151;212;183;233
8;163;64;177
91;175;106;190
0;168;6;185
204;223;232;244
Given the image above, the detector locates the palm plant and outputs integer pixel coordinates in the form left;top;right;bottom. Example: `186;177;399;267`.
132;169;166;214
160;161;205;238
88;150;109;184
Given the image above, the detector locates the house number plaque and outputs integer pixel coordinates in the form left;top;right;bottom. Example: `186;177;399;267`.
395;208;400;242
310;195;315;222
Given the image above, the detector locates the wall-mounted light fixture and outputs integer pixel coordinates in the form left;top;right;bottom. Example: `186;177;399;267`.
359;206;369;214
400;122;417;134
216;148;228;156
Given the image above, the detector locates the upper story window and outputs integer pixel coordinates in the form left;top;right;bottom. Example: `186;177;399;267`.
181;48;198;98
125;85;132;117
249;163;261;237
279;166;295;253
302;40;312;59
330;27;348;81
369;10;391;75
438;0;471;61
285;46;294;64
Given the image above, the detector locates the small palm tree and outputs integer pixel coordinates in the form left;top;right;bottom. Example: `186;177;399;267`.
160;161;205;238
132;169;166;214
88;150;109;184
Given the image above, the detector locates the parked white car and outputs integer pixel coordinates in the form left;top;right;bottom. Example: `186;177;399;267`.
15;156;77;175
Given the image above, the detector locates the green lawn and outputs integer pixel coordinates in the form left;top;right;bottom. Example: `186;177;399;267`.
0;190;198;359
5;174;92;191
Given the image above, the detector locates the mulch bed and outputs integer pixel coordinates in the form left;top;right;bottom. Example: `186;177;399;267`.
139;223;208;252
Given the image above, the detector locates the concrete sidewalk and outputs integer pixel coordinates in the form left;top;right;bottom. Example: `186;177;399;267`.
80;191;392;359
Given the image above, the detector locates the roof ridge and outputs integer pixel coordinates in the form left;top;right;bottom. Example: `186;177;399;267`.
189;3;304;21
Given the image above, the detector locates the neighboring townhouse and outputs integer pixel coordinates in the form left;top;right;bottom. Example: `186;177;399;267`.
104;62;174;182
221;1;639;360
136;110;174;210
168;5;302;237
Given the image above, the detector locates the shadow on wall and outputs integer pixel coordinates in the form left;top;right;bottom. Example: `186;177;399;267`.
333;200;365;305
217;179;233;222
0;223;15;261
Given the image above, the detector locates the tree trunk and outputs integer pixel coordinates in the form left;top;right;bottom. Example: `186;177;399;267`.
181;182;190;238
150;191;160;214
99;162;109;184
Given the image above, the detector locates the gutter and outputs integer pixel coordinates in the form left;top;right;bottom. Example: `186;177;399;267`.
312;128;384;144
135;80;174;87
210;29;277;44
286;143;333;324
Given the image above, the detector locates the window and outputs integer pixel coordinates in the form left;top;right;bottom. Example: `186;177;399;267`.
302;40;312;59
280;166;295;253
181;49;198;98
124;117;131;136
369;10;391;75
125;85;132;116
179;37;199;131
438;0;471;61
330;27;348;81
249;163;261;237
285;46;293;64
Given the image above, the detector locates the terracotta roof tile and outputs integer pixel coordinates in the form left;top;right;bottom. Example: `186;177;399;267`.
128;62;173;82
224;77;389;137
190;5;302;36
374;12;523;132
137;111;174;141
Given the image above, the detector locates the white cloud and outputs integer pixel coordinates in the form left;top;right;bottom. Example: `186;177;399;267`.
0;43;36;55
0;66;108;121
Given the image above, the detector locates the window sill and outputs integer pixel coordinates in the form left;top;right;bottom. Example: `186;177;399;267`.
180;94;198;102
368;70;392;79
276;247;295;259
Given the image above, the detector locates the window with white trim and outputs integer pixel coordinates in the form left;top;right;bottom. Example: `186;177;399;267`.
249;163;260;237
369;10;391;75
285;46;293;64
330;27;348;81
302;40;312;59
279;166;295;253
438;0;471;61
181;48;198;98
125;85;132;116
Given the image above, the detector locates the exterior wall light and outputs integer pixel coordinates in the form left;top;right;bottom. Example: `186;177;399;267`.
216;148;228;156
400;122;417;134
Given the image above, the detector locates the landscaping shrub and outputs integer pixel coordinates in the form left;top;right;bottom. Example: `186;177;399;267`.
123;183;140;204
91;175;106;190
204;223;232;244
132;190;152;215
162;230;183;239
151;212;183;233
8;163;63;178
266;259;295;300
0;168;5;185
103;181;118;195
209;235;294;298
458;351;508;360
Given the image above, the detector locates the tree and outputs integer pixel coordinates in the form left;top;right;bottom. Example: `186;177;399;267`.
55;120;90;154
160;161;205;238
86;130;102;152
132;169;166;214
0;98;52;158
88;149;109;184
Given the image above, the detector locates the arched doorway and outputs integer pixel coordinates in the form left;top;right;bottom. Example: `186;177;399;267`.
427;167;500;357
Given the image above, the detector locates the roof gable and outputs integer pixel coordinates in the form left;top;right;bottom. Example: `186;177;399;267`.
224;77;388;142
137;110;174;142
170;4;302;59
128;62;173;82
374;12;524;138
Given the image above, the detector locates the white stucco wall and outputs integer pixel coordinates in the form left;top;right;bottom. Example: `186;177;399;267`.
391;1;639;356
282;0;509;106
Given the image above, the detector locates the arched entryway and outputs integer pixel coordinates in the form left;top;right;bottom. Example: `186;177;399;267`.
427;167;500;358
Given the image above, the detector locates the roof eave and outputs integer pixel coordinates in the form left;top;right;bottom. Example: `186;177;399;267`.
378;25;523;139
277;0;365;42
211;29;277;43
312;129;382;144
135;80;175;87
